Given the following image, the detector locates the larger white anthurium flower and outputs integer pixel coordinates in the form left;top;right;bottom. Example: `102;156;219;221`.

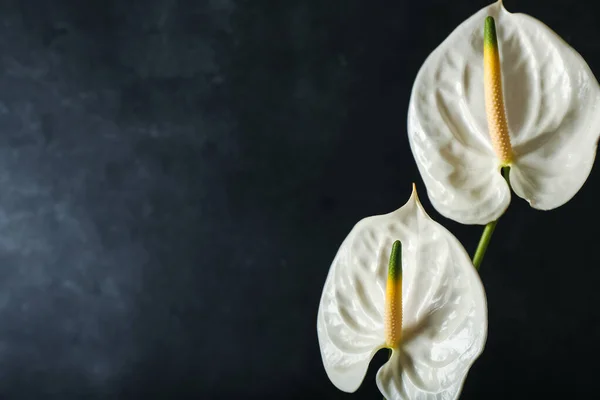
408;0;600;225
317;185;487;400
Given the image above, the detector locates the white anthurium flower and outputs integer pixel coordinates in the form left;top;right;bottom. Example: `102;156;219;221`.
317;185;487;400
408;0;600;225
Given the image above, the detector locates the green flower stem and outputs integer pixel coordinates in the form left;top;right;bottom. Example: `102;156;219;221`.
472;166;511;270
473;219;498;270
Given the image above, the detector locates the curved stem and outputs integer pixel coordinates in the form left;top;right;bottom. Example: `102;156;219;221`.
472;166;511;270
473;219;498;270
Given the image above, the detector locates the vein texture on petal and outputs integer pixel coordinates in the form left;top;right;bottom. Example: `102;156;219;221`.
408;0;600;222
318;190;487;398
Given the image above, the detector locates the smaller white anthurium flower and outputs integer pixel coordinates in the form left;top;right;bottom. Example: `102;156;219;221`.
317;185;487;400
408;0;600;225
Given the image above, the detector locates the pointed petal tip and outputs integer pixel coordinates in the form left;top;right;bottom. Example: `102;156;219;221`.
496;0;509;13
410;182;418;199
406;182;430;219
410;182;423;207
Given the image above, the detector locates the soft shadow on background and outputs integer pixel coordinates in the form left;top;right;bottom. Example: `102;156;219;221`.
0;0;598;398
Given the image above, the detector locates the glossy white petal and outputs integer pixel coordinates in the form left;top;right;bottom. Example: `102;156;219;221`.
317;188;487;399
408;0;600;224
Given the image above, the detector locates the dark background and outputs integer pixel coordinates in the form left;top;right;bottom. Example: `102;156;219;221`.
0;0;597;398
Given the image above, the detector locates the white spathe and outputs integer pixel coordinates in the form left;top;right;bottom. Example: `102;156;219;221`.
408;0;600;225
317;187;487;399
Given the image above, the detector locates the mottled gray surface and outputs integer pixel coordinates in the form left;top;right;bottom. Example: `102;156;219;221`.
0;0;599;399
0;1;236;397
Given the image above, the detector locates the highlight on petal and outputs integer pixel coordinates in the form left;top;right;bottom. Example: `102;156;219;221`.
317;187;487;398
407;0;600;224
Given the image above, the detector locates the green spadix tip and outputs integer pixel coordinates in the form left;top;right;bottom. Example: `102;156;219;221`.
388;240;402;281
484;16;497;47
